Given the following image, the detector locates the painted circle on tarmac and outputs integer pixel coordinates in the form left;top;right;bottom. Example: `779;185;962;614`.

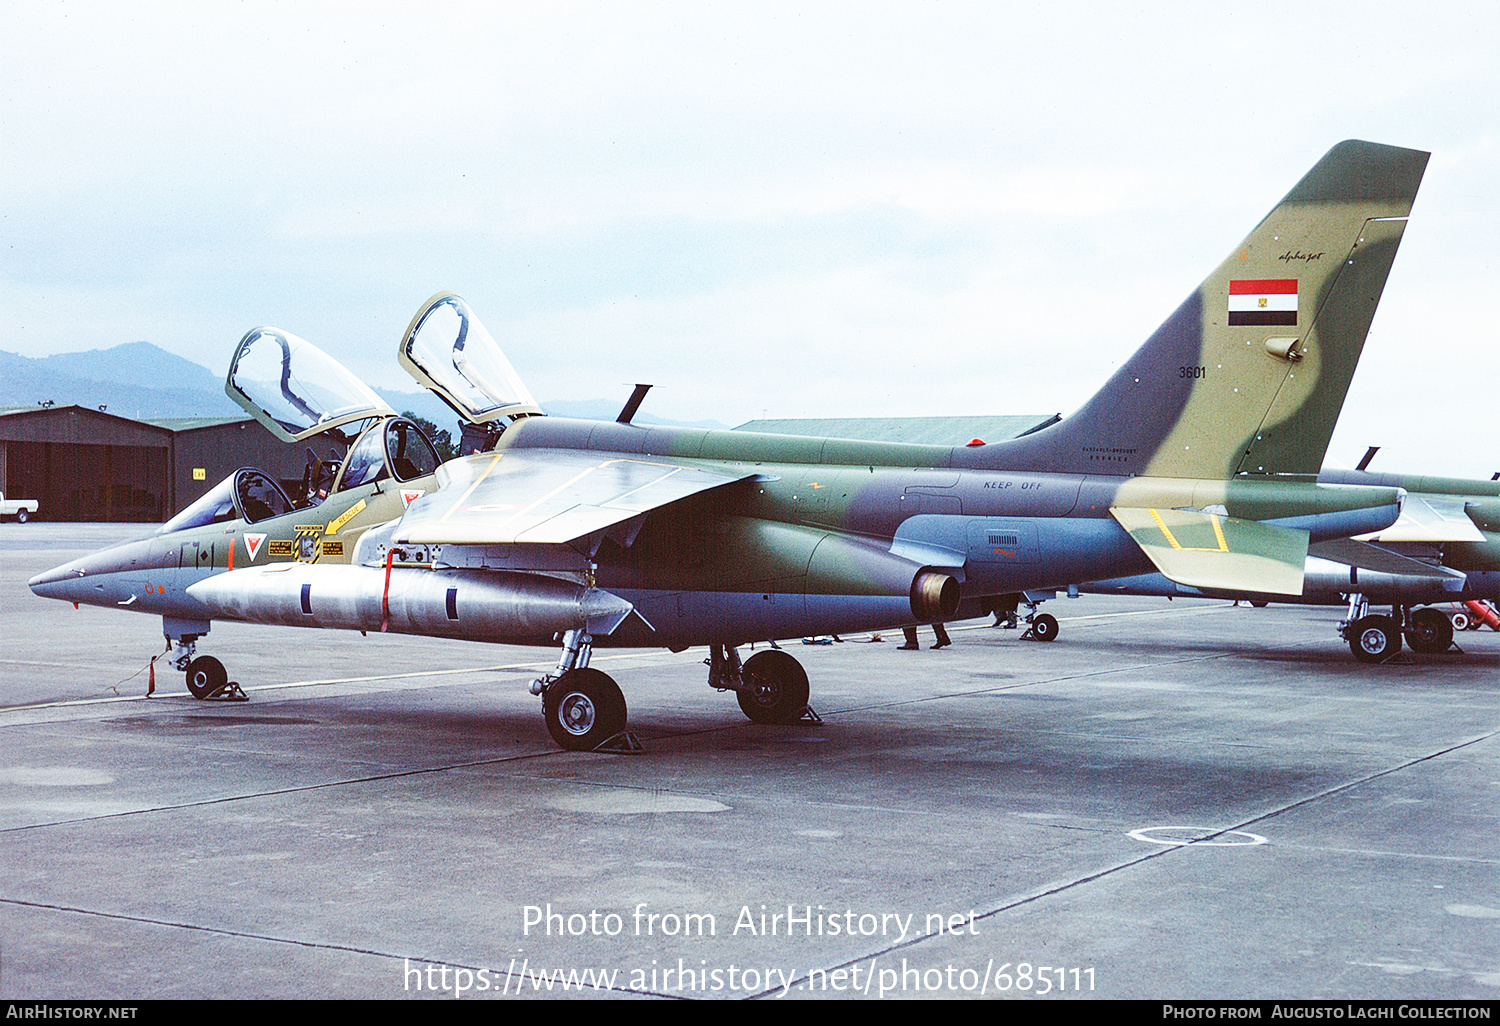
1128;826;1267;847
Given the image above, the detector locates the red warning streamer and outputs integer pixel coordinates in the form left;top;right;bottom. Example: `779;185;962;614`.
382;549;394;632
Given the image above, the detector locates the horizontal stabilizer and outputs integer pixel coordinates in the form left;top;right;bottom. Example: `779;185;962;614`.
1357;495;1486;543
1308;538;1468;580
393;448;751;547
1111;506;1308;596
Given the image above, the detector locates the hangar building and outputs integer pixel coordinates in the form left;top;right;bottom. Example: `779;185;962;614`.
0;405;305;522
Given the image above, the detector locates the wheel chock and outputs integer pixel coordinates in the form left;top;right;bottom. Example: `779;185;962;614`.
594;731;645;754
205;682;250;702
797;705;823;724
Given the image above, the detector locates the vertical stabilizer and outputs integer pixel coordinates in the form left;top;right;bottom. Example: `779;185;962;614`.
981;140;1428;480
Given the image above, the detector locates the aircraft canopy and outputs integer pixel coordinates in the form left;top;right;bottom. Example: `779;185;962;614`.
398;292;543;424
227;327;396;443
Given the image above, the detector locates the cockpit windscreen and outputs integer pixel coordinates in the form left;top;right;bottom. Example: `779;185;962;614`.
159;469;294;534
337;418;441;492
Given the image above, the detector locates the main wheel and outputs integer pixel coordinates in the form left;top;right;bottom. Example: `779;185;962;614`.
185;656;228;698
1349;615;1400;664
15;509;28;523
543;668;627;751
1405;607;1454;654
738;650;810;724
1030;613;1059;642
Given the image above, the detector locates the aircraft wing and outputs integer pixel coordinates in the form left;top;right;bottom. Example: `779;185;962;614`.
1111;506;1308;596
391;449;752;546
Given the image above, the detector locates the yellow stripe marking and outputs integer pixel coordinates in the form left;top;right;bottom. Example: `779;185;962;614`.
1149;508;1230;552
1149;508;1183;550
326;497;367;535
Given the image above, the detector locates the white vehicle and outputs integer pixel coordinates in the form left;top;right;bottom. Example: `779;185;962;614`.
1;492;39;523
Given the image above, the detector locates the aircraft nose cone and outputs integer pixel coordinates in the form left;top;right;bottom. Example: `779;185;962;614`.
28;535;164;606
28;561;88;600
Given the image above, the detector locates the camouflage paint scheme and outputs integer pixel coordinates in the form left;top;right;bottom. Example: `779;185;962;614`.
335;139;1427;649
1086;467;1500;657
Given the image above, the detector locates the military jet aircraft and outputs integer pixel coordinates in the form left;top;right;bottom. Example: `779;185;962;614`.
1085;459;1500;663
32;139;1427;750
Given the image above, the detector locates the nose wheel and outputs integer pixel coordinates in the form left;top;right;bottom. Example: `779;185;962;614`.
1025;612;1059;642
180;655;248;701
185;656;226;698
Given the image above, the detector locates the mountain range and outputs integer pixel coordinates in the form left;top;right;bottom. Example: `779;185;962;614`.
0;342;726;432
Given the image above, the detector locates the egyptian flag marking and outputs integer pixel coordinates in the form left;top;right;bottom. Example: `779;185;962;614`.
1228;278;1297;326
244;533;267;562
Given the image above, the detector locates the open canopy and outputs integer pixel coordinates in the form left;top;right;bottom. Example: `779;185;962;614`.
227;326;396;443
397;292;543;424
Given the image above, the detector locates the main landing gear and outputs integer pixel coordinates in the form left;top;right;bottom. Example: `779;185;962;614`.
1339;596;1456;663
991;592;1061;642
708;644;819;725
531;629;638;752
1405;607;1455;654
530;635;820;753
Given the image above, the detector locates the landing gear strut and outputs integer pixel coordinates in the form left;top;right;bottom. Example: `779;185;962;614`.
1341;594;1399;664
1341;597;1460;662
992;591;1064;642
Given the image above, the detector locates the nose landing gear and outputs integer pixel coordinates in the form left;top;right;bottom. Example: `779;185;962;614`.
164;622;247;701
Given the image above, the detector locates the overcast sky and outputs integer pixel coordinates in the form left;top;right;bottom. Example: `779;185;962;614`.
3;1;1497;476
